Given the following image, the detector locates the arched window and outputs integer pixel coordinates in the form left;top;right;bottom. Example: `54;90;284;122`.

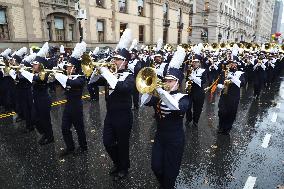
46;13;77;42
138;0;144;16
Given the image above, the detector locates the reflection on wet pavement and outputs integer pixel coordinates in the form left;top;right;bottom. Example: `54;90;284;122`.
0;76;284;189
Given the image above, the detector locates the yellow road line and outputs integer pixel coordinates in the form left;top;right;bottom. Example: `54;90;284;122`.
0;91;105;119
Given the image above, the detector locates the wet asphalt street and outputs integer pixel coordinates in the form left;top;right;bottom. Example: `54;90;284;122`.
0;76;284;189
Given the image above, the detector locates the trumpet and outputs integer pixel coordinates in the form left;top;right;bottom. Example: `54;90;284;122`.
81;53;117;77
136;67;169;96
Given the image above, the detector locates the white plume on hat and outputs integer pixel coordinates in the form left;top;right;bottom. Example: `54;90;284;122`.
115;28;132;51
168;46;186;69
93;47;100;55
22;53;36;63
156;38;163;52
37;42;49;57
1;48;12;58
261;44;265;51
232;44;239;56
129;39;138;52
71;41;87;58
29;48;33;55
60;45;65;54
193;45;201;55
15;47;27;57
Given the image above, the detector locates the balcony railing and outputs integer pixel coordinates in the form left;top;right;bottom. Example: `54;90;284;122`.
52;0;68;5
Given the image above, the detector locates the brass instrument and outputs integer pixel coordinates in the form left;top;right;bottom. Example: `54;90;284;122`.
220;42;226;49
223;65;231;95
185;64;193;94
211;43;219;50
81;53;117;77
136;67;169;96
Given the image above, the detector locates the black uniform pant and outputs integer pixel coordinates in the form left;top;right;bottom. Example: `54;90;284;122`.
253;82;262;97
152;130;185;189
61;101;87;150
17;88;33;130
132;84;139;108
2;77;16;111
218;96;239;132
33;93;53;139
103;110;133;171
87;82;98;100
186;90;205;123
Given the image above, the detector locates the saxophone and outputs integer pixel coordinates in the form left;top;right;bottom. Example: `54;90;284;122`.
223;65;231;95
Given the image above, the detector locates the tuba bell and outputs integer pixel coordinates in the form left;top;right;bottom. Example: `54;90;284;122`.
136;67;169;95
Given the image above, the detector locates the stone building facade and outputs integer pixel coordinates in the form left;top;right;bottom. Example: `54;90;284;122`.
0;0;193;50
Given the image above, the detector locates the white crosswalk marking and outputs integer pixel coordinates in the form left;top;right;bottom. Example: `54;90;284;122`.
261;134;272;148
243;176;257;189
271;112;278;122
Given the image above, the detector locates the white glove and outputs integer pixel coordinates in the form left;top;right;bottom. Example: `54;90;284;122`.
100;67;118;89
217;84;224;89
156;87;179;110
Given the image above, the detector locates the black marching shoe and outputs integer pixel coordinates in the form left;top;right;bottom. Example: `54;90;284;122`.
192;122;198;127
75;146;88;155
109;165;119;176
39;136;54;145
23;127;35;134
59;148;75;157
113;169;128;181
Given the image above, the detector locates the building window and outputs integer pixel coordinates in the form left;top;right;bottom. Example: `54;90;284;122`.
96;0;104;7
54;17;65;41
120;23;127;37
163;3;168;20
0;8;9;40
68;24;74;41
47;21;52;41
205;0;210;12
138;0;144;16
97;20;104;42
119;0;127;13
177;8;182;23
177;30;181;44
139;25;144;43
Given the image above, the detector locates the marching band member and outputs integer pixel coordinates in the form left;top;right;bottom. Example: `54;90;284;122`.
141;46;190;189
217;60;245;135
153;38;169;79
185;58;206;127
13;47;35;132
128;39;143;110
253;53;266;99
0;49;16;113
55;42;88;156
31;43;54;145
100;29;134;180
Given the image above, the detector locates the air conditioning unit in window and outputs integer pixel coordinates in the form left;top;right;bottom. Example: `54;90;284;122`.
77;9;87;20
